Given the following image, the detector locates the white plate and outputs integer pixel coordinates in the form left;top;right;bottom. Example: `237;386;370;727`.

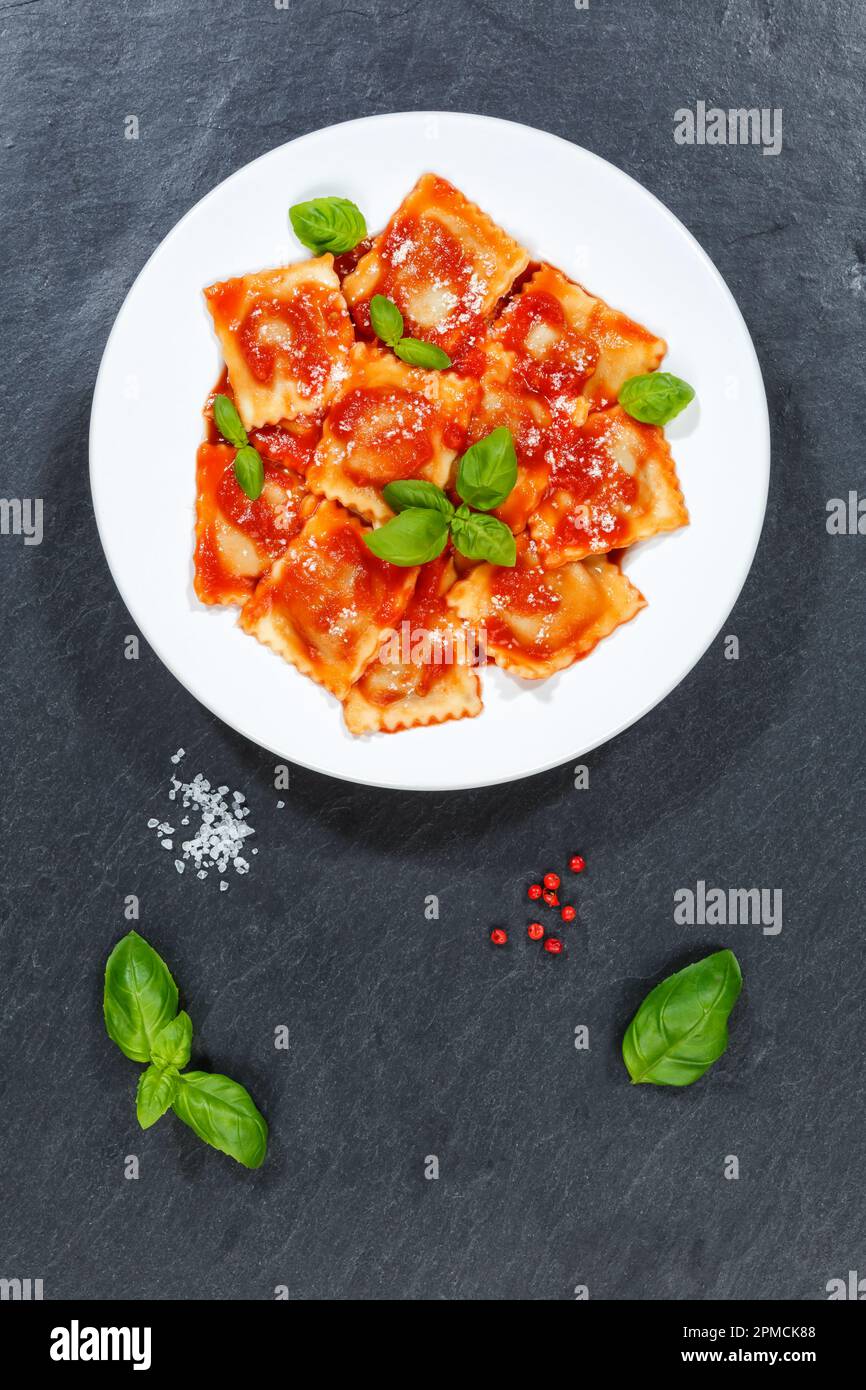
90;111;769;792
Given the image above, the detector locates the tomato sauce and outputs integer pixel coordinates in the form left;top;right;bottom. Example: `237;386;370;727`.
329;385;436;485
236;285;345;394
542;415;639;552
359;211;488;359
496;288;598;407
270;510;415;642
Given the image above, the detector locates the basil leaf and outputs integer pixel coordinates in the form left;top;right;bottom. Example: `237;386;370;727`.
363;508;449;566
213;393;248;449
382;480;454;517
393;338;452;370
103;931;180;1063
456;426;518;510
370;294;404;348
136;1064;179;1130
619;372;695;426
151;1010;193;1070
172;1071;268;1169
622;949;743;1087
234;445;265;501
289;196;367;255
450;510;516;567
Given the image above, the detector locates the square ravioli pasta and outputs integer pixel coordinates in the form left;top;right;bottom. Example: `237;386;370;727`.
239;500;419;700
305;343;479;523
492;263;666;413
343;174;530;364
447;540;645;679
528;406;688;566
204;256;354;429
343;556;483;734
193;443;316;606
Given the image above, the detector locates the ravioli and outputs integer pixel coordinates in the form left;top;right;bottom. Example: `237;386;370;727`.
446;540;645;679
305;343;479;523
493;263;666;412
193;443;316;606
343;174;530;364
343;556;483;733
204;256;354;429
529;406;688;566
239;500;418;699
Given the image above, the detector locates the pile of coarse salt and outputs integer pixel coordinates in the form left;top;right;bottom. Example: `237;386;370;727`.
147;750;256;890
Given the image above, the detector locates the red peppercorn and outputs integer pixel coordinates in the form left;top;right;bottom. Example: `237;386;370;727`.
544;937;563;955
527;883;543;901
527;921;544;941
490;928;508;946
543;872;560;890
561;905;576;922
569;854;586;874
542;889;560;907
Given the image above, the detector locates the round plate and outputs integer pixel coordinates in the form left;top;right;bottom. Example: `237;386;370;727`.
90;111;769;791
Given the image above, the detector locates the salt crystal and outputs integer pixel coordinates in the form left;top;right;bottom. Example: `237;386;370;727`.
148;754;257;887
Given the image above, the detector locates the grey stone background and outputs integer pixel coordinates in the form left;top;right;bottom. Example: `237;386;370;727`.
1;0;863;1301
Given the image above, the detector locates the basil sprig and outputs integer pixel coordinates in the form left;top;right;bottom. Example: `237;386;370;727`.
213;394;264;501
104;931;268;1168
363;427;518;568
289;195;366;255
619;371;695;426
369;293;452;371
622;949;743;1087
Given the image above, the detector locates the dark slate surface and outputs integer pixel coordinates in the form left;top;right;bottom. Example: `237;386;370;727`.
1;0;863;1301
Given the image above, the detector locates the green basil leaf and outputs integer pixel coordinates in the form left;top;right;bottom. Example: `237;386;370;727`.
213;393;248;449
456;426;518;510
103;931;179;1063
362;508;450;566
370;294;404;348
622;949;743;1087
450;510;516;567
136;1064;179;1130
151;1010;193;1070
393;338;452;370
382;480;454;518
234;445;265;501
619;372;695;426
172;1071;268;1169
289;196;367;255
